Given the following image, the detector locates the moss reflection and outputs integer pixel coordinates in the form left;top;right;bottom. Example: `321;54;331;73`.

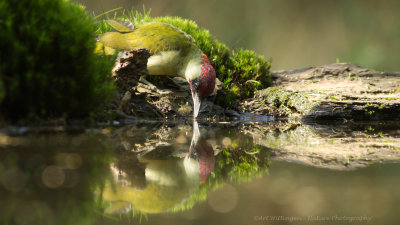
0;134;113;225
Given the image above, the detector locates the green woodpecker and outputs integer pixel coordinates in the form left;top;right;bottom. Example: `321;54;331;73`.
98;20;216;118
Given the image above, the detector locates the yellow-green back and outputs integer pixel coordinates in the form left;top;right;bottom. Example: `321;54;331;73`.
98;21;197;55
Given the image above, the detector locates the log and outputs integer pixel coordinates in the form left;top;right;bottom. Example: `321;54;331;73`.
253;63;400;121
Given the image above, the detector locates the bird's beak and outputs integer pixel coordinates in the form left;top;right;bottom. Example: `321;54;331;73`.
192;90;201;119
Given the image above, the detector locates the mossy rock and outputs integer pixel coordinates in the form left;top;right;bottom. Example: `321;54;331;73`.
97;12;271;106
256;87;317;115
0;0;115;121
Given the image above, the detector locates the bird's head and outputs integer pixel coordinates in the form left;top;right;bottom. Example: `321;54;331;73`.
189;54;216;118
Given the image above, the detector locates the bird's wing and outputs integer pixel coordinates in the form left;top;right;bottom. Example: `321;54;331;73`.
106;20;134;32
129;22;196;55
99;22;197;55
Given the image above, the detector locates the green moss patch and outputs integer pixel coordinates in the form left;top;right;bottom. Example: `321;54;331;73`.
256;87;317;114
0;0;115;122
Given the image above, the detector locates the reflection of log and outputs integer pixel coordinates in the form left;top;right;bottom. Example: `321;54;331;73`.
249;121;400;170
254;63;400;121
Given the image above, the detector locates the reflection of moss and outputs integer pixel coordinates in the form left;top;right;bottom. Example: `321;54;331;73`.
0;134;113;225
0;0;115;121
97;10;271;106
218;146;269;182
255;125;314;149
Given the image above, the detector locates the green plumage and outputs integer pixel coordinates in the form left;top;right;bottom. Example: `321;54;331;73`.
99;20;197;55
97;19;217;118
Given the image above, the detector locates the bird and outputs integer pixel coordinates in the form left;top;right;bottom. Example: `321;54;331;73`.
97;20;216;118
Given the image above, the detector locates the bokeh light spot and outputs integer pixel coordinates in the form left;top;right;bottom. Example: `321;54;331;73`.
41;165;65;188
222;137;232;147
176;135;188;144
0;134;11;146
55;153;82;169
208;184;238;213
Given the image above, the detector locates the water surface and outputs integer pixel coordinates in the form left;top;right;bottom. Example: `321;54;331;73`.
1;121;399;225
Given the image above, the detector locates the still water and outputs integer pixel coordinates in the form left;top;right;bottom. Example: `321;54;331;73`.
1;121;399;225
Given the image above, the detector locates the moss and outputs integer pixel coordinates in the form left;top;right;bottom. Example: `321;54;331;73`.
330;96;340;101
96;10;271;106
0;0;115;121
256;87;317;114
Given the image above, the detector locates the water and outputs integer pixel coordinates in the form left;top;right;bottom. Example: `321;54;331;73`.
1;121;399;225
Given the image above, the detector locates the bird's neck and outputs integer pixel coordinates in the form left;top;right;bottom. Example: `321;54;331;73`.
180;49;203;81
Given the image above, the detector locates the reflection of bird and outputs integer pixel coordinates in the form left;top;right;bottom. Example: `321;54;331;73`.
184;121;215;183
98;20;216;118
103;157;200;214
101;122;215;215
